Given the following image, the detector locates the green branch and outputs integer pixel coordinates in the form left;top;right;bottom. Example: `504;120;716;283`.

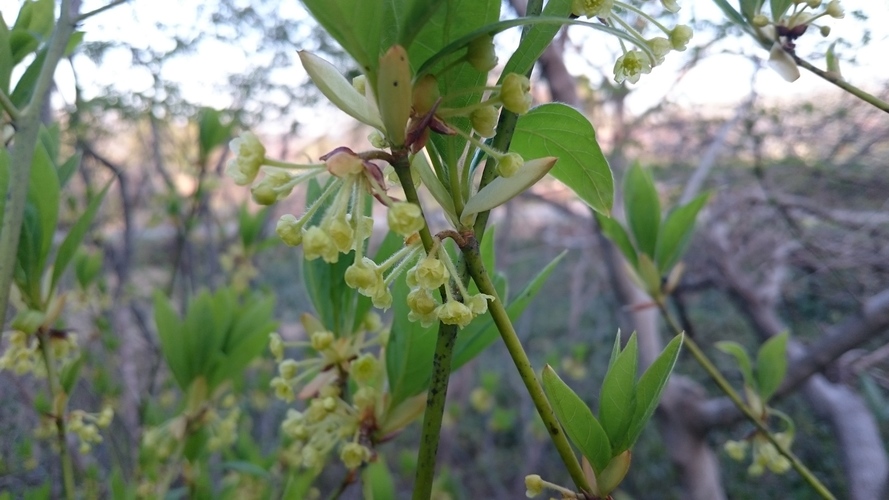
792;55;889;115
76;0;130;22
463;236;591;494
655;300;836;500
0;89;21;121
38;329;76;500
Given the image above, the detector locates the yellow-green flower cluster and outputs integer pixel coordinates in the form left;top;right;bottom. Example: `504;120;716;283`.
0;330;79;378
68;405;114;454
724;432;793;476
405;240;493;328
570;1;692;84
207;405;241;451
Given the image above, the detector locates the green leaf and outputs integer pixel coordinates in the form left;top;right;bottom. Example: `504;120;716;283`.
606;331;622;372
512;103;613;215
362;459;396;500
60;354;83;394
397;1;445;49
625;333;683;448
501;0;572;78
153;291;189;389
197;108;231;162
0;148;9;219
221;461;270;478
0;14;12;94
28;139;60;284
56;152;80;188
859;373;889;422
770;0;793;20
301;0;387;81
451;251;565;370
740;0;764;22
655;193;708;273
10;46;46;107
596;213;637;268
711;0;748;30
542;365;612;473
623;163;660;258
461;156;556;225
51;180;111;293
715;340;755;389
9;30;38;64
599;332;638;453
755;331;788;401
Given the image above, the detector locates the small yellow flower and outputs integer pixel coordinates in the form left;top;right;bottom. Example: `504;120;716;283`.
414;256;449;290
500;73;532;115
826;0;843;18
340;442;371;470
278;359;299;379
345;257;382;293
387;202;425;237
524;474;544;498
276;215;303;246
310;330;335;351
269;332;284;362
351;353;378;384
325;215;355;253
436;300;474;328
324;150;365;177
571;0;613;18
660;0;680;13
613;50;652;84
226;132;266;186
407;288;439;316
303;226;339;263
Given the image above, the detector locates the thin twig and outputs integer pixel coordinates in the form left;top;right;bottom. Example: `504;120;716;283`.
75;0;130;22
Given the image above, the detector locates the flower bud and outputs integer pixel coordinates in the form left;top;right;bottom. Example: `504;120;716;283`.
571;0;614;18
351;353;378;384
325;151;365;177
279;359;299;379
414;256;449;290
276;214;303;246
660;0;680;13
310;330;335;351
269;332;284;362
466;35;498;73
524;474;544;497
820;25;831;37
669;25;694;51
500;73;532;115
826;0;843;18
251;170;293;205
412;75;441;116
752;14;769;27
326;215;355;252
345;257;382;292
497;152;523;178
340;442;370;470
387;202;425;237
647;37;673;65
407;287;439;315
470;105;499;137
807;0;822;7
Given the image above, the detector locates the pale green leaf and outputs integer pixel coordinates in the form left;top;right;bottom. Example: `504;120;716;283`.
362;459;396;500
153;291;189;390
298;50;383;129
625;333;683;448
599;332;638;453
50;180;111;293
596;213;638;268
715;340;755;389
655;193;708;273
755;331;788;402
461;156;557;225
623;163;660;258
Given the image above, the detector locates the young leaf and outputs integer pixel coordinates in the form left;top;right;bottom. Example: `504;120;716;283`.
715;340;756;390
625;333;684;447
27;140;60;285
153;291;189;390
542;365;612;473
512;103;613;215
596;213;638;268
461;156;557;225
654;193;708;273
298;50;384;130
599;332;638;453
755;331;789;402
51;180;111;293
770;0;793;20
623;163;660;258
362;459;396;500
10;46;46;107
59;354;83;394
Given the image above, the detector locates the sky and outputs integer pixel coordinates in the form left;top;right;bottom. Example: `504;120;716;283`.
2;0;887;134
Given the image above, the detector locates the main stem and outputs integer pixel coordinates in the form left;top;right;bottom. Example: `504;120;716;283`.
655;300;835;500
464;236;592;494
38;329;76;500
0;0;76;327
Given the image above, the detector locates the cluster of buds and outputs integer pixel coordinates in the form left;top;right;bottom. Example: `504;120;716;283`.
749;0;845;81
405;239;493;328
571;0;693;84
67;405;114;453
724;431;793;476
269;315;385;471
0;329;79;378
207;398;242;451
